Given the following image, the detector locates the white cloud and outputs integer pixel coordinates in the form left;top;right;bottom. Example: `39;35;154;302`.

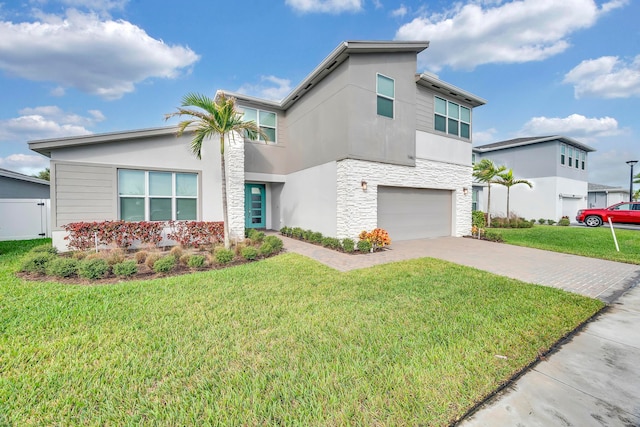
391;5;407;17
0;9;200;99
0;106;102;142
395;0;627;71
563;55;640;99
0;153;49;175
285;0;363;14
520;114;621;141
473;128;498;145
237;75;293;102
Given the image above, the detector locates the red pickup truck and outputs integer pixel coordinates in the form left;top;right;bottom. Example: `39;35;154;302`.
576;202;640;227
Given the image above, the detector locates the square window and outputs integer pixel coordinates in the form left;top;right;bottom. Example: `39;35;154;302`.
448;101;459;119
118;170;145;195
176;173;197;197
448;118;459;136
149;172;172;196
177;199;197;220
433;96;470;138
435;114;446;132
259;111;276;127
460;106;470;122
121;197;144;221
460;123;470;139
435;97;447;115
377;74;394;98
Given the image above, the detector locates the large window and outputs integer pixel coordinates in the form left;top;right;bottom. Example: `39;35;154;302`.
434;96;471;139
376;73;394;119
560;144;586;170
118;170;198;221
240;107;277;143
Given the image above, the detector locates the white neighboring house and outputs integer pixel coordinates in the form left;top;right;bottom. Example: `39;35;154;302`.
587;183;630;208
472;136;595;222
0;168;51;240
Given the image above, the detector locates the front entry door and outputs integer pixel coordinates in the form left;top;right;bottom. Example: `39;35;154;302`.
245;184;266;228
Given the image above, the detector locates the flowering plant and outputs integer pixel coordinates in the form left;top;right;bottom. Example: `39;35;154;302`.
358;228;391;250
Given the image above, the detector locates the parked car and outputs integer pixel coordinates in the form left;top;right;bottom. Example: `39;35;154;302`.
576;202;640;227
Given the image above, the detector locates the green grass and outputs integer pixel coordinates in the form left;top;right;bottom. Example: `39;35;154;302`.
0;239;603;426
498;225;640;264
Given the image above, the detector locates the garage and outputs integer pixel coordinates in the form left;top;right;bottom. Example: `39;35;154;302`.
377;186;452;241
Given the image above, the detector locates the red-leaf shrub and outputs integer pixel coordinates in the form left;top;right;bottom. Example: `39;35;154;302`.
63;221;164;250
167;221;224;248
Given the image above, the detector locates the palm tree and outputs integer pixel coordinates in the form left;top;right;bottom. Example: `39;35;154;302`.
165;92;267;248
472;159;506;226
493;169;532;224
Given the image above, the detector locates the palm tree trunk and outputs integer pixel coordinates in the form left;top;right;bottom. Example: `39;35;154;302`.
506;187;510;226
487;183;492;227
220;135;230;249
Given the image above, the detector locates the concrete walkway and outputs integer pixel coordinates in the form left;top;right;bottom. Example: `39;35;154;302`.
279;235;640;426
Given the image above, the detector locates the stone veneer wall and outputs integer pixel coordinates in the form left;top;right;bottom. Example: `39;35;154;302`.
336;158;472;240
225;131;246;244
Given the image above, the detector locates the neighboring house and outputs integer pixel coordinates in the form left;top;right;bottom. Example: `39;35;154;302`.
29;40;486;251
588;183;629;208
472;136;595;221
0;168;51;240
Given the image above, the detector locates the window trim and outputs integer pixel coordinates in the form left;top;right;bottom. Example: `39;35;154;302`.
240;106;277;143
118;169;198;222
376;73;395;119
434;95;471;139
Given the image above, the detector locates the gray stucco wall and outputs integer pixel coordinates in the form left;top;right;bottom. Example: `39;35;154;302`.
0;176;49;199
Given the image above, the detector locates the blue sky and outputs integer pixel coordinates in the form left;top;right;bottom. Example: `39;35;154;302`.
0;0;638;187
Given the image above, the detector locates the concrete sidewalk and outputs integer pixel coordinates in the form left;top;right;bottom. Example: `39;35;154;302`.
279;235;640;426
458;285;640;427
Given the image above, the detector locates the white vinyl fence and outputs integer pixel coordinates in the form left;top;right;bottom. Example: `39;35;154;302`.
0;199;51;241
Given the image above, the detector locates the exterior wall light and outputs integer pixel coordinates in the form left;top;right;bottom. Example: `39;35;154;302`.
463;187;468;196
361;180;368;191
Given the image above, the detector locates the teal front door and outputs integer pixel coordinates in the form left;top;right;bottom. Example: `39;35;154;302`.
245;184;266;228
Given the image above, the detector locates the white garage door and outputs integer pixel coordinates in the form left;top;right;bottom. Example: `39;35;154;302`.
377;187;452;241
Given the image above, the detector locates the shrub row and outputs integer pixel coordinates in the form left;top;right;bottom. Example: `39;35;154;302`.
62;220;224;251
280;226;391;254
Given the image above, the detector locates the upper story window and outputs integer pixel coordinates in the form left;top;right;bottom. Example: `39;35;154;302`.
560;143;586;170
118;169;198;221
472;153;476;164
376;74;394;119
241;107;277;143
434;96;470;139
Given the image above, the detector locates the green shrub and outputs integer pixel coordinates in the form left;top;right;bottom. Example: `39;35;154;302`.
516;219;533;228
342;238;355;253
259;242;274;257
187;254;206;268
484;230;504;242
30;244;58;255
153;256;176;273
309;232;323;243
215;248;235;264
530;219;536;225
46;257;79;278
78;258;109;280
263;235;283;252
247;229;265;243
291;227;304;239
357;239;372;253
322;237;341;249
538;218;546;224
241;246;259;261
112;260;138;277
558;217;570;226
21;252;55;274
280;226;290;236
547;219;556;225
472;210;486;228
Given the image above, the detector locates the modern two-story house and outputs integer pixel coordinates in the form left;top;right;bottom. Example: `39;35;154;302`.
29;41;486;251
472;136;595;221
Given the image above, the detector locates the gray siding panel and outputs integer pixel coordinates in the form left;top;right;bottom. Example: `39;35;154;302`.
0;176;50;199
416;86;434;132
54;162;116;227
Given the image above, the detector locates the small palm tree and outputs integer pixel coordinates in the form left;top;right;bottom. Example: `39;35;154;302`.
165;92;267;248
493;169;532;224
472;159;506;226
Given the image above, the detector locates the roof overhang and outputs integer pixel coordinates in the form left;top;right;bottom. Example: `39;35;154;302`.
416;73;486;108
221;40;430;110
0;168;50;185
475;135;596;153
29;125;184;157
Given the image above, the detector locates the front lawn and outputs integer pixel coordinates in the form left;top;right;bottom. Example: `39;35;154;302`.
0;239;603;426
498;225;640;264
